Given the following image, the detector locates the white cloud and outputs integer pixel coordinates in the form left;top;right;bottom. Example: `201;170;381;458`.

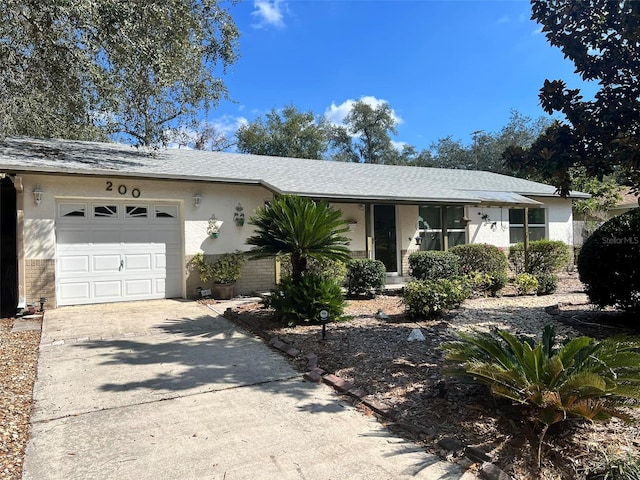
251;0;287;29
532;26;543;35
497;15;510;24
323;95;403;127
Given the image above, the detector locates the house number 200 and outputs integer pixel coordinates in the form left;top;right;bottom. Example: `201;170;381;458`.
106;181;141;198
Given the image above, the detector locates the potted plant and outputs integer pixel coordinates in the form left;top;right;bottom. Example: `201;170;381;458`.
189;251;247;300
207;215;223;239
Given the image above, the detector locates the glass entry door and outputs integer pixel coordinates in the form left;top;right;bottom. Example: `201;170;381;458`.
373;204;397;273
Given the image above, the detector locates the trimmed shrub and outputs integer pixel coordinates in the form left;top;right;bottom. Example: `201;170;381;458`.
408;250;460;280
508;239;570;275
280;255;347;284
346;259;386;296
578;208;640;313
402;277;471;318
450;243;508;275
265;274;346;326
515;273;539;295
536;273;559;296
466;271;508;297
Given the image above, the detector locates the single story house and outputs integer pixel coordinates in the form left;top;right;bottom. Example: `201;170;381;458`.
0;136;588;311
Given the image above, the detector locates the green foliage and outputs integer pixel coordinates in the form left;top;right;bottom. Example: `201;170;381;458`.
449;244;508;297
1;0;240;145
578;209;640;313
328;100;398;164
402;278;471;318
188;251;246;284
503;2;640;195
467;271;508;297
345;259;386;297
408;251;460;281
236;105;330;159
280;255;347;284
572;170;623;222
508;240;571;275
265;275;346;326
589;453;640;480
441;325;640;466
246;195;351;285
450;243;508;276
536;273;559;296
515;273;539;295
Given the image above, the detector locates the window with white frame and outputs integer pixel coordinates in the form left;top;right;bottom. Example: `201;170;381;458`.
509;208;546;243
417;205;466;250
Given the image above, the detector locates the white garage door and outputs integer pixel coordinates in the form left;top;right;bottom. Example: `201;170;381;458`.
55;201;182;306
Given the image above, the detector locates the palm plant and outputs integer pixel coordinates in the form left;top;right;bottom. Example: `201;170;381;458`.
246;195;351;285
441;325;640;467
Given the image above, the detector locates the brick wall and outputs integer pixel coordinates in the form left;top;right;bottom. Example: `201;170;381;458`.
185;254;276;298
24;259;56;309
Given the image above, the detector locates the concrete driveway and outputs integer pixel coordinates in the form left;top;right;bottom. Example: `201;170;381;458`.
23;299;473;480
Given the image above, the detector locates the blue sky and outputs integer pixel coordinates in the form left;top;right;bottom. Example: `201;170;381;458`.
201;0;596;151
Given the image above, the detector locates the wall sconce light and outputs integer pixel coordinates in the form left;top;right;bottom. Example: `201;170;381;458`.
192;193;202;208
233;203;245;226
462;216;471;226
33;186;43;206
414;235;423;246
347;219;358;231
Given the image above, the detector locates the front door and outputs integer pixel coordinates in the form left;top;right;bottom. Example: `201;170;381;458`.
373;204;397;273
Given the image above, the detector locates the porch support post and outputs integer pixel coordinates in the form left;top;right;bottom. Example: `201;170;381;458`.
524;207;530;273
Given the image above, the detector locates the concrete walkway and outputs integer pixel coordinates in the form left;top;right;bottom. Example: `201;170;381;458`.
23;299;473;480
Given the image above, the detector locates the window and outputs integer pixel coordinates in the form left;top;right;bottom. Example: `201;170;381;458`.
155;205;178;219
59;203;86;218
509;208;546;243
93;205;118;218
125;205;148;218
417;205;466;251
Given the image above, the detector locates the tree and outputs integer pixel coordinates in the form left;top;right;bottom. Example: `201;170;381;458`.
236;105;329;159
329;100;398;164
246;195;351;285
504;0;640;196
0;0;240;146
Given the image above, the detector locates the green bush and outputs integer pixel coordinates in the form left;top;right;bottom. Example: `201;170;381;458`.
265;274;346;326
578;209;640;313
508;239;570;275
280;255;347;284
467;271;508;297
589;453;640;480
515;273;539;295
536;273;559;296
402;277;471;318
441;325;640;466
408;250;460;280
450;243;508;275
345;259;386;296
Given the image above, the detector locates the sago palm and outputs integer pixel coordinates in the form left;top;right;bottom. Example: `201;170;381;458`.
441;325;640;467
246;195;351;285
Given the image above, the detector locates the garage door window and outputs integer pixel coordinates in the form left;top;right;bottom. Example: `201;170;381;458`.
59;203;87;218
125;205;149;218
93;205;118;218
155;206;178;218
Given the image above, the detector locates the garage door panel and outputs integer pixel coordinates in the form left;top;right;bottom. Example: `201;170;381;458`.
93;254;122;272
58;256;90;274
124;279;153;296
93;281;123;299
58;283;90;302
124;254;153;270
56;201;182;306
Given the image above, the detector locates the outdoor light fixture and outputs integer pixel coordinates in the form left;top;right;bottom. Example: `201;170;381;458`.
33;186;43;206
414;235;423;246
192;193;202;208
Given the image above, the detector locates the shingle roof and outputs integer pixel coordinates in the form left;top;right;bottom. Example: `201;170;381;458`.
0;136;588;205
